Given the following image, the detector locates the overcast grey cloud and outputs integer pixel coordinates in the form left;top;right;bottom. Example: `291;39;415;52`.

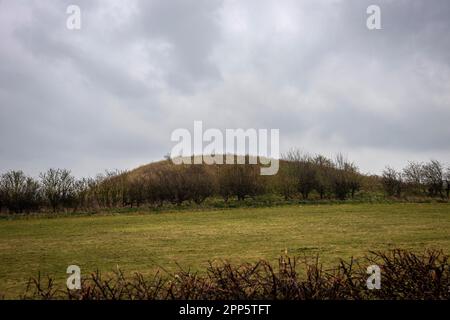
0;0;449;177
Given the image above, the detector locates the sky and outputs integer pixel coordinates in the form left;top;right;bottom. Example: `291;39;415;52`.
0;0;449;177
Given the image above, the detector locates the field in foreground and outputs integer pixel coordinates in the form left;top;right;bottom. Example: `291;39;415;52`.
0;203;449;298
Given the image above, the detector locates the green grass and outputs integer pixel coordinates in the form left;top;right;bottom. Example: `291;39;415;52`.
0;203;449;298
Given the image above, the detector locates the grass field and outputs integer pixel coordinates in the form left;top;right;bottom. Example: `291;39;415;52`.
0;203;449;298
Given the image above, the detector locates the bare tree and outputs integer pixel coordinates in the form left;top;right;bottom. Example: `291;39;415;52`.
185;165;215;205
284;150;316;200
165;166;192;205
40;169;76;212
124;176;147;208
0;171;41;213
331;154;359;200
276;161;297;200
218;158;262;201
313;155;333;199
143;172;165;206
402;161;425;195
91;173;108;207
422;160;444;198
72;178;92;211
382;166;402;197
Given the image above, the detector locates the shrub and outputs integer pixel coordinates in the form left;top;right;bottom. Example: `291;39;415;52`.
40;169;77;212
382;167;402;197
22;249;450;300
0;171;41;213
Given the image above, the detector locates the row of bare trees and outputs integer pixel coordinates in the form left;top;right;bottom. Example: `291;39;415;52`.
0;169;81;213
277;151;361;200
124;165;215;207
0;155;364;214
382;160;450;198
1;154;448;214
0;162;266;214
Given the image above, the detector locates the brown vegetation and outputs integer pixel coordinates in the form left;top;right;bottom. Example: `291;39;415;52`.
22;249;450;300
0;151;449;214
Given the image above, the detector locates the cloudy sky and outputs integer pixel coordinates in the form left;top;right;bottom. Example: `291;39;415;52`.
1;0;449;177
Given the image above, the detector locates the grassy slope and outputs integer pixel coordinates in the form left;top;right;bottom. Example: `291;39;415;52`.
0;203;449;297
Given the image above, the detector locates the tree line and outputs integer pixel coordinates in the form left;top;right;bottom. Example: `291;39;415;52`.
276;151;362;201
0;152;449;214
382;160;450;199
